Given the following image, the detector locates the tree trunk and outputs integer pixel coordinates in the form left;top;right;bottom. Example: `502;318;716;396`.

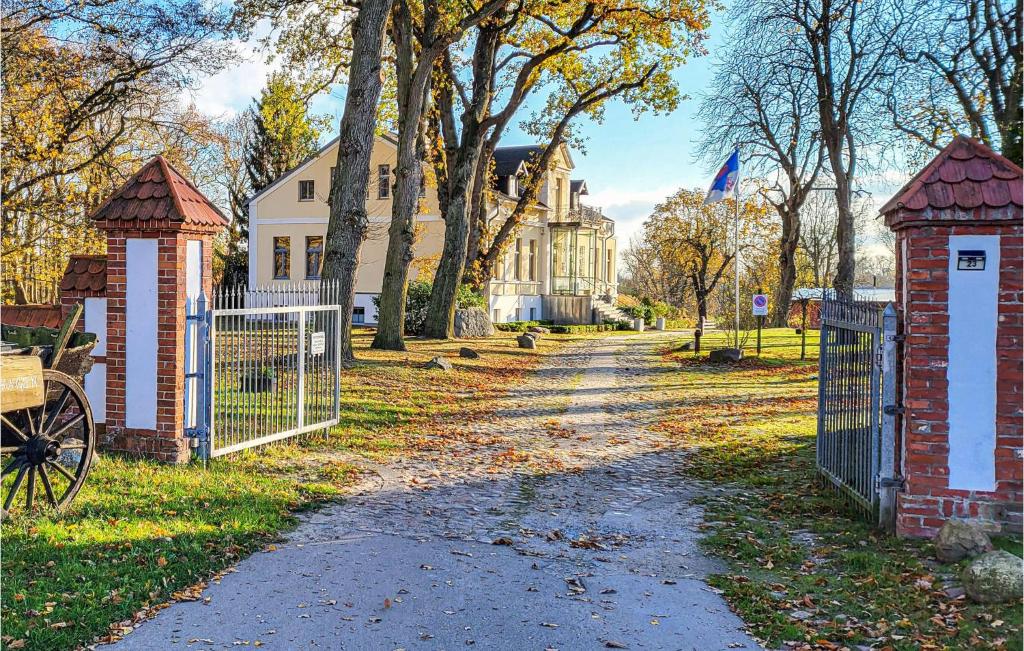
422;23;502;338
772;206;800;327
320;0;392;362
422;142;483;338
832;169;855;296
372;1;429;351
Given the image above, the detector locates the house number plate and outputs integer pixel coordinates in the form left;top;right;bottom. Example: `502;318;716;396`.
956;250;986;271
309;332;326;355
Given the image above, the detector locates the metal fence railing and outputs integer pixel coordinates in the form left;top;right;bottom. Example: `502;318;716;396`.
816;298;899;531
184;287;341;460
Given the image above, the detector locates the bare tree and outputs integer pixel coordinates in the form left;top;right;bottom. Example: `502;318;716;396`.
698;21;824;326
751;0;905;296
891;0;1021;163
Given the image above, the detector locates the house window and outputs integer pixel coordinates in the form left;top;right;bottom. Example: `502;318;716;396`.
514;308;522;321
606;247;613;281
493;309;500;323
528;240;537;281
299;180;315;201
353;307;365;324
529;307;536;321
555;178;564;214
305;236;323;279
514;238;523;281
378;164;390;199
273;237;290;279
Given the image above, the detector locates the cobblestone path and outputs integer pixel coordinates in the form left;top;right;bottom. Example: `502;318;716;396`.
110;334;762;651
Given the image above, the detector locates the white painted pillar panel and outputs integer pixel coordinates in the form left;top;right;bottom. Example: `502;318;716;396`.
125;238;159;430
946;234;1000;491
83;297;108;422
84;297;107;356
184;240;203;428
85;363;106;423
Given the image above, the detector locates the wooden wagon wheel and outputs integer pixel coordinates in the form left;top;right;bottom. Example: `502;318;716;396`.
0;369;95;518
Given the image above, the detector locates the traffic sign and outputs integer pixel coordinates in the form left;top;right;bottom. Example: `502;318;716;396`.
752;294;768;316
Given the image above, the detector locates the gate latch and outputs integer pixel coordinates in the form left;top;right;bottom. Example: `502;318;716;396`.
878;475;905;489
883;404;904;416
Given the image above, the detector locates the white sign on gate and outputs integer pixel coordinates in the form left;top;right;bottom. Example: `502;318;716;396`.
309;331;326;355
752;294;768;316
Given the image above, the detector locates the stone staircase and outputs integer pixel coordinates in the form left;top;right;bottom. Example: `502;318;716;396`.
592;297;632;324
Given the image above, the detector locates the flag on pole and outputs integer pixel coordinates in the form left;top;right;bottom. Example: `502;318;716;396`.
703;148;740;205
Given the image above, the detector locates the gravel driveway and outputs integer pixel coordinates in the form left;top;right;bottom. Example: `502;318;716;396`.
108;333;761;650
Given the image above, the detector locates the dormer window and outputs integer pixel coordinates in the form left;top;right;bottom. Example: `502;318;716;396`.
298;180;315;201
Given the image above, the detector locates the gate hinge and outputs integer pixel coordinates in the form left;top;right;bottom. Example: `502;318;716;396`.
185;425;209;446
878;475;905;489
883;404;904;416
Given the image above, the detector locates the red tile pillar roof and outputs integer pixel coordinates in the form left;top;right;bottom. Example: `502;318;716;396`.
90;156;227;462
882;136;1023;537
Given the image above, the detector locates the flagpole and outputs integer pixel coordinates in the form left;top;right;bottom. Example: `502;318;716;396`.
733;146;741;349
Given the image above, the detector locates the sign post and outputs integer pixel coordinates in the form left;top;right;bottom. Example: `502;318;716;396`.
752;293;768;356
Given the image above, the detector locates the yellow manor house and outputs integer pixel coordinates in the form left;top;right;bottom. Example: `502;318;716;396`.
247;134;621;325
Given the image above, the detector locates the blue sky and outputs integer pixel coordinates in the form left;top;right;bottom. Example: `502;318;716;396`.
188;17;730;246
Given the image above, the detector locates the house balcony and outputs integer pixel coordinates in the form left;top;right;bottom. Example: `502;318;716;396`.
489;279;541;296
550;204;606;228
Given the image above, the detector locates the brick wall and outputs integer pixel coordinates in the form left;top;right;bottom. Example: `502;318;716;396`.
98;228;216;463
895;223;1023;537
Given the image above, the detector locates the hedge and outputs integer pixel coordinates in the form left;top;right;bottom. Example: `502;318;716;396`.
549;323;620;334
493;320;553;332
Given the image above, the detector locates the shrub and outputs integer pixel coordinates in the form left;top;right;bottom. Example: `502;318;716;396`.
494;320;553;332
372;281;485;335
549;323;619;334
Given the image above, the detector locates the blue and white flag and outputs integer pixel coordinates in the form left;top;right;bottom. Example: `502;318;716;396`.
703;148;740;205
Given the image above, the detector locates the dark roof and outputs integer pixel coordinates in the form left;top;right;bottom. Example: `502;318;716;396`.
570;179;588;195
1;304;64;329
493;145;542;176
90;156;228;228
61;255;107;294
881;136;1022;215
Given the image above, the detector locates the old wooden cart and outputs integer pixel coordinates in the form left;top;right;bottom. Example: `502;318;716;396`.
1;305;97;517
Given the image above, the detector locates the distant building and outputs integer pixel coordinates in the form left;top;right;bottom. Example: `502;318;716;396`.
246;135;619;324
789;287;897;328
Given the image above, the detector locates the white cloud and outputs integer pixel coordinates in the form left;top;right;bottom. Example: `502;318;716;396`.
585;185;678;245
182;25;277;119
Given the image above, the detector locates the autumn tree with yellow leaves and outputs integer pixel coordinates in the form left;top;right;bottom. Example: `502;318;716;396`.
628;188;773;330
1;0;232;303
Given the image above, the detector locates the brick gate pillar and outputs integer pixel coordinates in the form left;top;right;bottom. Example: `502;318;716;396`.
881;136;1022;537
90;156;227;462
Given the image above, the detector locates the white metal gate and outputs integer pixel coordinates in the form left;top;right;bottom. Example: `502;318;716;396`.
816;299;900;531
184;290;342;460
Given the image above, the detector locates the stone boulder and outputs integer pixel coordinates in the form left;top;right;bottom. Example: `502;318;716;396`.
458;347;479;359
934;519;993;562
517;334;537;350
709;347;743;363
962;550;1023;603
528;326;550;335
424;356;453;371
454;307;494;338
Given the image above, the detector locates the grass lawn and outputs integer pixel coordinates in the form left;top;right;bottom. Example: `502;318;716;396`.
0;328;583;650
652;328;1022;651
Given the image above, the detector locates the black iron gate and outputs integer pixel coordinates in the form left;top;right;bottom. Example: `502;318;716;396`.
817;298;899;530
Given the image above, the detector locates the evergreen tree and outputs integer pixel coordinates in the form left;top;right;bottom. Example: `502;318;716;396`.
245;72;328;193
220;73;326;285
